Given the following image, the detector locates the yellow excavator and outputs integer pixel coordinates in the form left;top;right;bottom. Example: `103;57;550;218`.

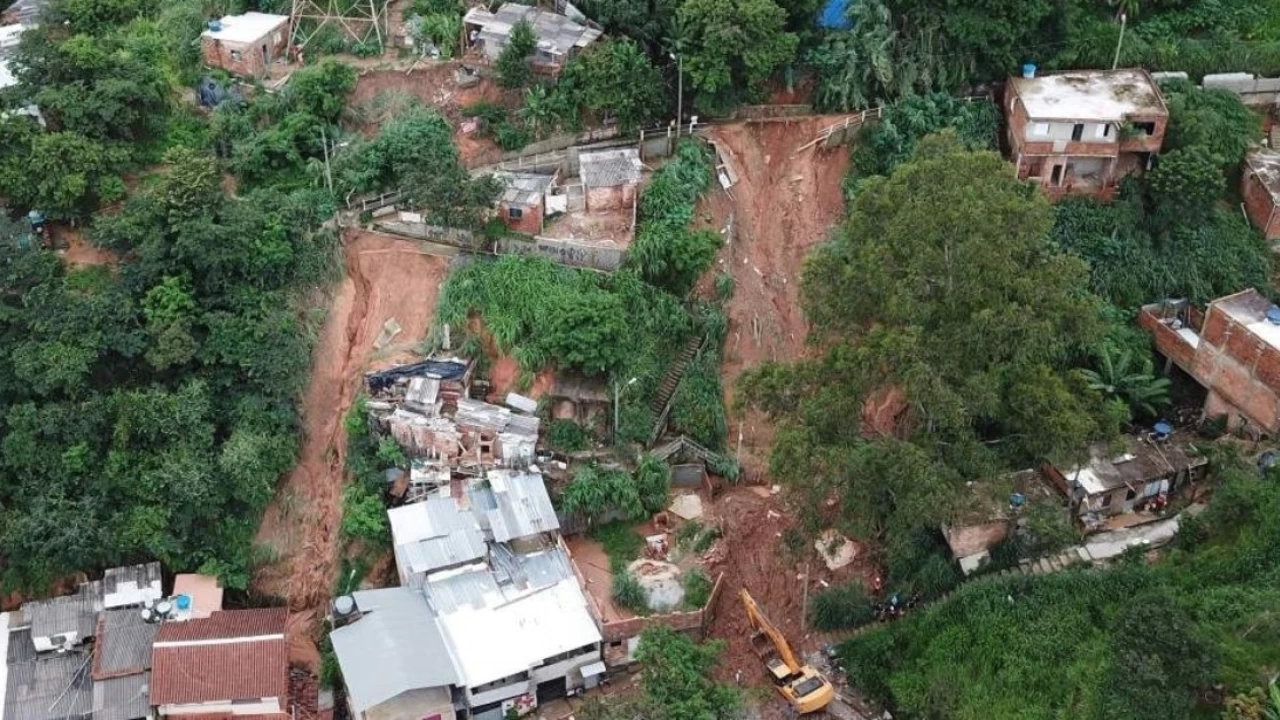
740;589;835;714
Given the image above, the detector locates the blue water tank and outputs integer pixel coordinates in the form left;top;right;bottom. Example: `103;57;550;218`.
207;19;222;32
1023;64;1038;79
1009;492;1026;508
175;594;191;611
1267;306;1280;325
817;0;854;30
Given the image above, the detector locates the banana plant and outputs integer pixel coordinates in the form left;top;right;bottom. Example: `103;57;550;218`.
1079;344;1171;419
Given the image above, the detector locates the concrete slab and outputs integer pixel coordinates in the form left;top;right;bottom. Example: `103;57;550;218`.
814;529;858;571
668;493;704;521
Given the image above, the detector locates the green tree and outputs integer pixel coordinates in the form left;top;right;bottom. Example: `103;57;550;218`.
496;20;536;88
633;626;741;720
16;132;128;218
1145;144;1225;227
740;133;1113;572
634;453;671;514
286;59;357;123
1162;81;1261;169
676;0;798;113
559;465;644;523
567;39;665;131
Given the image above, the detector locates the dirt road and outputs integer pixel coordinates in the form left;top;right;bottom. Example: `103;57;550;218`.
703;120;851;479
252;230;451;666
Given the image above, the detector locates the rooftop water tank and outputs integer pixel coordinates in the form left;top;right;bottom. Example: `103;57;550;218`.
1023;63;1037;79
1267;306;1280;325
175;594;191;611
207;19;222;32
155;599;173;617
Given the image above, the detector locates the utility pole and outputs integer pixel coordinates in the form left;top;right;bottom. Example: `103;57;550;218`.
1111;13;1127;70
670;50;683;138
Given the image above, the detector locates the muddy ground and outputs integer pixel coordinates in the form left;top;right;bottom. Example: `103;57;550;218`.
702;119;851;480
251;229;452;666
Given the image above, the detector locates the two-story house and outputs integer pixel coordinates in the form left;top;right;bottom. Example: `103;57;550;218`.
1005;68;1168;201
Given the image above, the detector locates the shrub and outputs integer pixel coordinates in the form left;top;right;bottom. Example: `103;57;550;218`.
496;20;536;88
811;582;874;631
635;453;672;515
592;521;644;573
681;569;714;609
676;520;721;554
547;420;591;452
612;571;649;614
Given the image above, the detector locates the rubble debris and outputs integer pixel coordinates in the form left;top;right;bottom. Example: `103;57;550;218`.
669;493;705;521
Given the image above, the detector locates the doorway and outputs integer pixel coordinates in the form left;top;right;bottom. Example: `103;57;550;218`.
1050;165;1063;186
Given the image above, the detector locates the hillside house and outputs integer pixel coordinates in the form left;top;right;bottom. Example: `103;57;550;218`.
335;480;601;720
1005;68;1168;201
578;149;642;212
201;12;290;77
1044;434;1208;531
495;173;556;235
1141;290;1280;435
463;4;601;75
149;608;289;718
0;0;41;26
1243;148;1280;243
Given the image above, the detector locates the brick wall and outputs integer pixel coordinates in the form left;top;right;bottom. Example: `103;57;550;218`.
1242;167;1280;241
201;23;288;77
499;200;543;235
585;184;635;212
1139;307;1198;371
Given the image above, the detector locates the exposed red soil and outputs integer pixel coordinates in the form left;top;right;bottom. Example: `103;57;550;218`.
53;225;118;268
486;354;556;402
703;487;876;717
348;62;504;167
251;229;451;667
703;120;851;480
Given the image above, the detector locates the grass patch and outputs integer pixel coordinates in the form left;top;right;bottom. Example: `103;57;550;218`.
592;521;644;573
547;419;591;452
675;520;721;555
681;569;713;609
612;571;650;615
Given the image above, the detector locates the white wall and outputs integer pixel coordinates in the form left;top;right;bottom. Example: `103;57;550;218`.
161;697;282;716
529;648;601;689
1025;120;1116;144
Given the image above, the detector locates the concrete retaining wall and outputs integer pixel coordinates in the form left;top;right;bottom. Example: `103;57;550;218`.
497;235;624;272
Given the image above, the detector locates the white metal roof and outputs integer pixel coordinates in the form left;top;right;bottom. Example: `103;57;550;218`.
437;576;600;687
1011;69;1166;122
0;24;24;90
390;497;488;576
202;12;288;45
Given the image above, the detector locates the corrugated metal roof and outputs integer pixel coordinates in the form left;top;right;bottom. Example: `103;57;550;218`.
464;4;600;57
4;628;94;720
100;564;162;610
487;470;560;542
24;586;97;644
497;173;554;207
330;588;458;712
390;497;488;575
579;149;642;188
91;611;156;680
91;673;147;720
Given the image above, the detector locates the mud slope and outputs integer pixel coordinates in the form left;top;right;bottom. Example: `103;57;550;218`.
706;120;850;478
252;230;451;666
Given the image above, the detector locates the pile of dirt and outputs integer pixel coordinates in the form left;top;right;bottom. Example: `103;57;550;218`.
251;229;452;667
703;488;874;714
702;120;851;479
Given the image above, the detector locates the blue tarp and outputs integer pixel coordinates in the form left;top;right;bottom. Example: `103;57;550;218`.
818;0;854;29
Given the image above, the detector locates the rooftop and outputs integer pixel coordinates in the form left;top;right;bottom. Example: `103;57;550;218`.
1058;433;1207;495
91;673;148;720
496;172;555;207
579;149;642;188
1213;288;1280;351
101;563;162;610
1010;69;1167;122
329;588;458;713
464;4;602;57
171;574;223;620
23;584;97;643
4;627;93;720
150;608;288;706
202;12;288;45
390;494;489;579
91;610;157;681
1246;147;1280;205
0;24;22;90
1;0;42;26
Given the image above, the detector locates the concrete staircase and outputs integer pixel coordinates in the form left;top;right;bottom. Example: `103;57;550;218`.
647;334;706;445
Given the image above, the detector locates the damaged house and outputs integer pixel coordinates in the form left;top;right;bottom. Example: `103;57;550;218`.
463;3;601;75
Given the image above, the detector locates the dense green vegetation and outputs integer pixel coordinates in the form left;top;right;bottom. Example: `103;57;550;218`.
839;461;1280;719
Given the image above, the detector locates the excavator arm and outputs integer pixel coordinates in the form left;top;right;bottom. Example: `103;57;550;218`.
740;589;802;672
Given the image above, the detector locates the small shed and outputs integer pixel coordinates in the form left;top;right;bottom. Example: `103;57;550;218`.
201;12;290;77
1243;147;1280;242
496;172;556;235
579;149;642;212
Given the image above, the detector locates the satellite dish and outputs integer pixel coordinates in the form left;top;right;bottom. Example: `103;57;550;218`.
155;600;173;616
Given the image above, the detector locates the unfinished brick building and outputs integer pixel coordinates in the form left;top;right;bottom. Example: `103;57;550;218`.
1141;289;1280;435
1005;68;1168;201
201;12;290;77
1243;147;1280;243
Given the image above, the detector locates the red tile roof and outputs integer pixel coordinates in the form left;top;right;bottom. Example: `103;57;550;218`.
150;608;289;706
154;607;287;642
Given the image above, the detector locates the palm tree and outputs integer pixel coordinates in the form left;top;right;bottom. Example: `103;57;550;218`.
1080;344;1171;419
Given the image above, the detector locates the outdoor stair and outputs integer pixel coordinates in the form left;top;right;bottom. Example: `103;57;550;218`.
647;334;707;446
651;435;722;465
1271;124;1280;151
